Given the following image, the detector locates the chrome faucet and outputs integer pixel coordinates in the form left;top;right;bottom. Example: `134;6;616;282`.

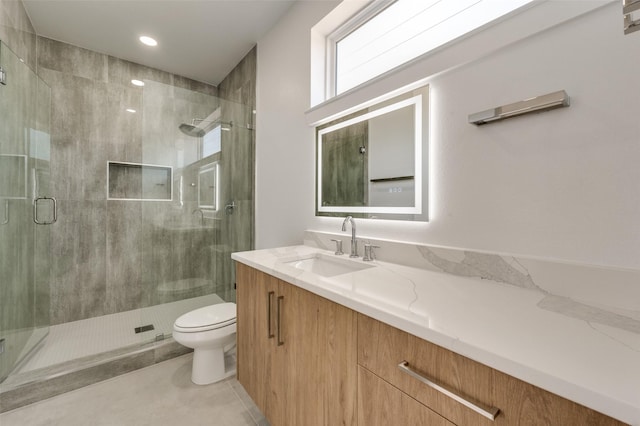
341;216;358;258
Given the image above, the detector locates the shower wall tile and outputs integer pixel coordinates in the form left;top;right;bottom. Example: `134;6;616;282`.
107;200;145;313
37;37;108;82
50;200;107;324
218;46;256;109
0;0;37;70
36;34;238;325
101;83;143;152
107;56;172;87
106;201;143;313
37;68;103;146
48;136;82;202
173;74;218;96
212;47;256;298
138;202;217;307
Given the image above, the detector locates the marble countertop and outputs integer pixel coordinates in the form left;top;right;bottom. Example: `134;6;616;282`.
232;245;640;425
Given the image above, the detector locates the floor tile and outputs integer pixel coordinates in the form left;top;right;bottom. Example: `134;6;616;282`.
0;354;265;426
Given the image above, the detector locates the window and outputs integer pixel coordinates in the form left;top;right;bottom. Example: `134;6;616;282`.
202;125;221;158
333;0;535;95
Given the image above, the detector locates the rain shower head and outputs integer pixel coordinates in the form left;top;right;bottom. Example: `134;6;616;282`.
178;118;233;137
179;123;206;138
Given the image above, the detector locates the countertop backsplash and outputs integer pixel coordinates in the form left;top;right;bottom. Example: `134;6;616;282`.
304;230;640;340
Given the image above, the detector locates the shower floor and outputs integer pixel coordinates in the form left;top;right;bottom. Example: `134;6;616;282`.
14;294;224;374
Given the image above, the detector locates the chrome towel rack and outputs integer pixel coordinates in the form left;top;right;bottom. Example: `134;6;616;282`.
468;90;570;126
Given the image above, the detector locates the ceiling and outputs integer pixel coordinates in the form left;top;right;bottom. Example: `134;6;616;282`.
22;0;298;86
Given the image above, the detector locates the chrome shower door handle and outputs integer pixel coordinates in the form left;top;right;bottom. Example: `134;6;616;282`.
33;197;57;225
267;291;275;339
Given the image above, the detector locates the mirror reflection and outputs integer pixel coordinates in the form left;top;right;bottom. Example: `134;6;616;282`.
198;163;218;210
316;85;429;221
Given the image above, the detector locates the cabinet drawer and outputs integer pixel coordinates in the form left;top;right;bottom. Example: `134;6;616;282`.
358;366;454;426
357;314;626;426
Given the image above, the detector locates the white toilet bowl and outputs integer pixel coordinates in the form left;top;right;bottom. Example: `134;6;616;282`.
172;302;237;385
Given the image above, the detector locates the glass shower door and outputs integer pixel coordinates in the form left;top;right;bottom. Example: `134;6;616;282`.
0;40;52;382
137;81;254;340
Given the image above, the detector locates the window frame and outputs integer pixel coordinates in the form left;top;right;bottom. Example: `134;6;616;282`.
325;0;396;99
326;0;543;98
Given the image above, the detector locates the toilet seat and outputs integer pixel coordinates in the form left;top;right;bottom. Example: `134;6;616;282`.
173;302;236;333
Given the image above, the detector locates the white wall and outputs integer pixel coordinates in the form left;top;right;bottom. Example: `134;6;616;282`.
255;1;340;249
256;1;640;270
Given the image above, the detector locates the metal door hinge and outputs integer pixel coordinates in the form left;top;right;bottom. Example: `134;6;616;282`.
0;66;6;85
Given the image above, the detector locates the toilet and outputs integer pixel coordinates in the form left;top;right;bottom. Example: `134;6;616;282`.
172;302;237;385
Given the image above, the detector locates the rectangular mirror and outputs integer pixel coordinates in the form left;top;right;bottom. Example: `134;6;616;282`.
316;85;429;221
198;162;218;210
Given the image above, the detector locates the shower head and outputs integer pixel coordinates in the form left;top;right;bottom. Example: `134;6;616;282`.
179;123;206;138
179;118;235;137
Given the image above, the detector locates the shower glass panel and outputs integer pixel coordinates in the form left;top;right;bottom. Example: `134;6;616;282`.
138;81;254;338
0;40;52;382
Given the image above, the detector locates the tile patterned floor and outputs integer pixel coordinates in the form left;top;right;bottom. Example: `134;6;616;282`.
0;354;268;426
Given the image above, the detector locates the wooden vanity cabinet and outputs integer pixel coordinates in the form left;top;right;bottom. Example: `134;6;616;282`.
237;264;626;426
236;264;282;422
357;314;627;426
358;365;455;426
236;263;357;426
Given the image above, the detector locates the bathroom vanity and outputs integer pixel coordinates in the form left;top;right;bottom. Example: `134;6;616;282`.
232;244;637;426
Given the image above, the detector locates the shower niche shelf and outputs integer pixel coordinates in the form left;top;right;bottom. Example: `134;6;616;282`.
107;161;172;201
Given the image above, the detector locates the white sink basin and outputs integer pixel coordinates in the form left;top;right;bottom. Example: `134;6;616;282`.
283;253;374;277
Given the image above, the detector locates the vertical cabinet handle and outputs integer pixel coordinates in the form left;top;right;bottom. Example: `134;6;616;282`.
267;291;275;339
33;197;57;225
276;295;284;346
398;361;500;421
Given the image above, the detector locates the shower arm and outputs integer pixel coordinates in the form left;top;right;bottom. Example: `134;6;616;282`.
191;118;233;127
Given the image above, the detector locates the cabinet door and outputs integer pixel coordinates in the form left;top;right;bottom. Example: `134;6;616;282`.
237;265;357;426
278;279;357;426
358;366;454;426
236;264;286;425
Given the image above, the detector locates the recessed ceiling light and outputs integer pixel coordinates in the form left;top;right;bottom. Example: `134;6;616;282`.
131;79;145;87
126;108;137;113
139;36;157;47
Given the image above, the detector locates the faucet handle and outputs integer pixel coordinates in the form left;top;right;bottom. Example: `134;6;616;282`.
363;244;380;262
330;239;344;255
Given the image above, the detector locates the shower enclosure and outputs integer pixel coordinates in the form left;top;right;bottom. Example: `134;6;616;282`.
0;40;52;384
0;37;254;402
